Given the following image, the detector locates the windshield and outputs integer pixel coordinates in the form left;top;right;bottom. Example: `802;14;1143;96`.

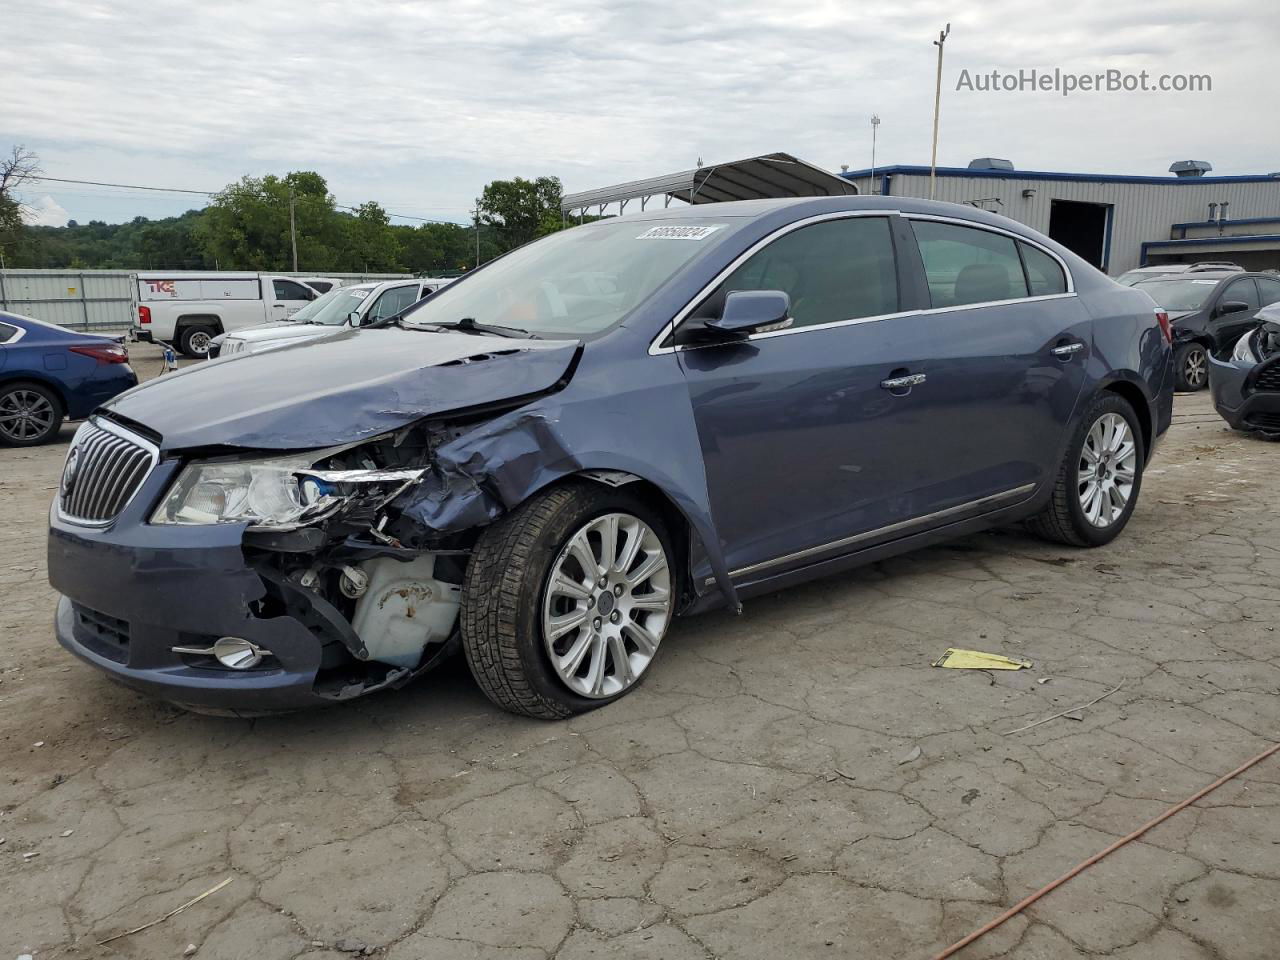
292;286;373;325
1134;277;1220;311
400;219;734;337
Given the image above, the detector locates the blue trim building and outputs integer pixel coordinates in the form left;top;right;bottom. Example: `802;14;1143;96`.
839;163;1280;275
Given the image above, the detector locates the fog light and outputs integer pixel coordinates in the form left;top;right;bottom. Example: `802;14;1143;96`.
172;636;273;670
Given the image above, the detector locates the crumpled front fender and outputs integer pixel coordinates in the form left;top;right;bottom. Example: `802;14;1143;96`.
395;385;740;612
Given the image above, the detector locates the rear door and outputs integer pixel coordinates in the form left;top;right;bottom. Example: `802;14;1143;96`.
269;278;315;321
900;216;1091;510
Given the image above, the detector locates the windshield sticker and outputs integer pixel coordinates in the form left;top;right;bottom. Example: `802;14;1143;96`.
635;225;724;241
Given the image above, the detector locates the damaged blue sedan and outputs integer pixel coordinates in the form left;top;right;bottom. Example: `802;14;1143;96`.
48;196;1173;717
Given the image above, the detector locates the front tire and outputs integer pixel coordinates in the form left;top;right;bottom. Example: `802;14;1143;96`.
177;325;216;358
0;381;64;446
1028;393;1145;548
1174;342;1208;391
461;482;675;719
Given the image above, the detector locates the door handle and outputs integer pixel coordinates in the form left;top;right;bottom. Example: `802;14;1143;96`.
1052;341;1085;358
881;373;927;390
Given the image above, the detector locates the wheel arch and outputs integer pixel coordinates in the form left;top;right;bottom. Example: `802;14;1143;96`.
1097;376;1153;462
530;470;704;612
0;374;68;415
175;314;225;335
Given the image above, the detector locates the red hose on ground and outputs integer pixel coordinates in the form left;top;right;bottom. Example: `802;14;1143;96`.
932;738;1280;960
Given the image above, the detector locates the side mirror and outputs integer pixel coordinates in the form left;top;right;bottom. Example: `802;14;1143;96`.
1217;300;1249;317
704;290;793;337
348;311;363;326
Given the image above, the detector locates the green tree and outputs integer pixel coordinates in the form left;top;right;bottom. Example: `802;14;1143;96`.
341;202;401;271
196;171;341;270
478;176;565;251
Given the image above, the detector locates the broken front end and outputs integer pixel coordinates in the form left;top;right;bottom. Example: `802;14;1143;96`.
48;415;521;714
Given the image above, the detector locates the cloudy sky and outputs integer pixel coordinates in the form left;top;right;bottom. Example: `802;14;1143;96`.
4;0;1276;226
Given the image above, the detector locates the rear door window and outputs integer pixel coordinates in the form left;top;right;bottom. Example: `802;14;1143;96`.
698;216;899;330
1258;277;1280;306
910;221;1030;307
1019;242;1068;296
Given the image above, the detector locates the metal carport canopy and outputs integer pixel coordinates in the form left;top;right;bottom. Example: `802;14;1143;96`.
560;152;857;215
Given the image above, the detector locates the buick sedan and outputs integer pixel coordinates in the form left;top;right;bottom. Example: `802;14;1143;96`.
48;196;1173;717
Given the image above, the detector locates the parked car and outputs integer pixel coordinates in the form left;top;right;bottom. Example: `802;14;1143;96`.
1208;305;1280;438
132;272;319;358
48;196;1172;717
296;276;344;294
208;278;451;358
0;312;137;447
1133;271;1280;390
1115;262;1244;286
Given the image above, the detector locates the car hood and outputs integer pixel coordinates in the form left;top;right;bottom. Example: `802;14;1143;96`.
1167;310;1198;323
224;322;337;342
105;327;581;451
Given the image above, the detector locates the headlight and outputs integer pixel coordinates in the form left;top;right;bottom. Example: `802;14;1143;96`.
151;453;336;527
1232;331;1260;365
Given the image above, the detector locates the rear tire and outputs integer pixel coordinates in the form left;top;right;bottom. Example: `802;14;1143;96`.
461;481;676;719
1027;393;1145;548
177;325;216;358
0;381;64;447
1174;342;1208;391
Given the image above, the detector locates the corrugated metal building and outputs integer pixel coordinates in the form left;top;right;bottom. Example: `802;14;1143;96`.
840;162;1280;275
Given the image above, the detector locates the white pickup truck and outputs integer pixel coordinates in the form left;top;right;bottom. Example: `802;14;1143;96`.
132;272;320;357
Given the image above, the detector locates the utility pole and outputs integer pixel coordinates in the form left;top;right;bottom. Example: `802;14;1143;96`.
473;196;481;269
930;23;951;200
870;115;881;192
289;187;299;272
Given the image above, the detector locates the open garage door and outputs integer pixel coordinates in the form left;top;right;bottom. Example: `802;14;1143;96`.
1048;199;1111;270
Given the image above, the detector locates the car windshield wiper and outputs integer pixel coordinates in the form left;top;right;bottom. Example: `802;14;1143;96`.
410;317;540;339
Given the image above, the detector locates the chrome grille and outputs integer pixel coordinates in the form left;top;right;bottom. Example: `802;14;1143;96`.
59;419;157;524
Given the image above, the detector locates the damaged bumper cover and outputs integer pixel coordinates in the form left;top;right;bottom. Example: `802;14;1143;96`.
48;460;434;712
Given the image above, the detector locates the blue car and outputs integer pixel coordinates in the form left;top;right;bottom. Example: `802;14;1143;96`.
0;312;138;446
47;197;1173;717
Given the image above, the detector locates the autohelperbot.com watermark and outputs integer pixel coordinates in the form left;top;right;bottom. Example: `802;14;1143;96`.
956;67;1211;96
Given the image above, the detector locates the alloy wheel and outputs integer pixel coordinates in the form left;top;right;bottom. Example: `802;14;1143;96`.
1183;347;1207;388
0;389;56;442
1077;413;1137;528
542;512;672;699
188;331;212;355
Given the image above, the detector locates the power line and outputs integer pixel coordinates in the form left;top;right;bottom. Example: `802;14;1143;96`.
27;175;464;225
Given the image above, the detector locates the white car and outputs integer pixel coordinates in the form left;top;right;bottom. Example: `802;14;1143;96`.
209;278;452;358
133;272;320;357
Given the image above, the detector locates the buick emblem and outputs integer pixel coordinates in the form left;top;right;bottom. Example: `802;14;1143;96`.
61;446;81;499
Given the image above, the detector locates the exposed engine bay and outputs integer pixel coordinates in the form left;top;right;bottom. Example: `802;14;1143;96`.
234;424;481;701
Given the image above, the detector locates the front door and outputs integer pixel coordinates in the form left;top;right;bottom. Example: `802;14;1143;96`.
1208;277;1263;353
676;214;940;580
269;278;314;321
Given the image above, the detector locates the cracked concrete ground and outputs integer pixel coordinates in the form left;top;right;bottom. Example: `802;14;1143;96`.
2;345;1278;959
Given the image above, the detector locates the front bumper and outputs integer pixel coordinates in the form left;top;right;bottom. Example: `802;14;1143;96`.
1207;354;1280;434
48;461;330;712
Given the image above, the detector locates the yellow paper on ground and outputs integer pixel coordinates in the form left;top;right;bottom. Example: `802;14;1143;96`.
932;648;1033;670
